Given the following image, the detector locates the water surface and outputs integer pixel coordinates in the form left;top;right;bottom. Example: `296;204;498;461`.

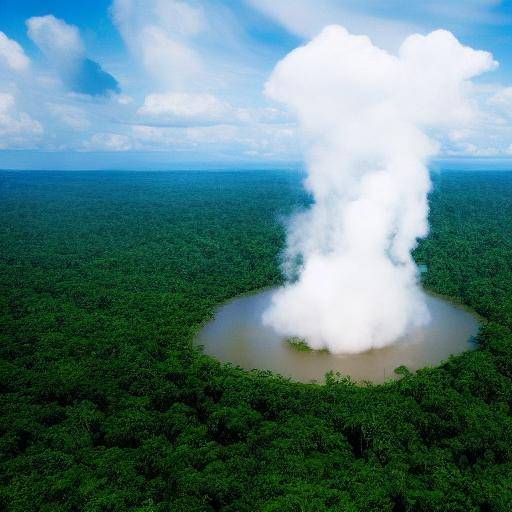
196;289;480;383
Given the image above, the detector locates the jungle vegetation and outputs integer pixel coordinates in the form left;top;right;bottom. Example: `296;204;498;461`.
284;337;313;352
1;169;512;511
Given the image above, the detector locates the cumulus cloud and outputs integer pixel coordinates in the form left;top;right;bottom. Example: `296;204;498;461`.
0;1;508;163
0;93;42;148
111;0;205;89
27;15;84;60
134;91;286;127
0;32;30;72
436;84;512;156
262;26;497;354
110;0;271;94
26;15;119;97
137;92;233;126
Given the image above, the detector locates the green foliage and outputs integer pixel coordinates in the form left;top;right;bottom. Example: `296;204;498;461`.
284;337;313;352
1;170;512;511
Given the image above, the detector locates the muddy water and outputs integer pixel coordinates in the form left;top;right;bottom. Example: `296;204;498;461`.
195;289;480;383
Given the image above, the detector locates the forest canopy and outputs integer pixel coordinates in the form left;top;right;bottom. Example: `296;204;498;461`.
1;170;512;511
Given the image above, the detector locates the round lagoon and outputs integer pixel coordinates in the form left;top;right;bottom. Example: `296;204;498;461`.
195;289;480;383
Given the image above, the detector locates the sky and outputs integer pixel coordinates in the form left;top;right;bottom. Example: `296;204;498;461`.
0;0;512;170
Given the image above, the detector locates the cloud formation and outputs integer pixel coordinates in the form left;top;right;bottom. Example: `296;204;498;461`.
26;15;119;97
83;132;133;151
249;0;508;51
111;0;206;90
262;26;497;353
0;93;42;148
0;1;511;166
137;92;234;126
0;32;30;72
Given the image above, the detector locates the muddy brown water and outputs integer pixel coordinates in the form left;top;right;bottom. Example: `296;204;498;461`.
195;288;480;383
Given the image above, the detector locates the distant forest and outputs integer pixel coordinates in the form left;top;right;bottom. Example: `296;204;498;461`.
1;169;511;511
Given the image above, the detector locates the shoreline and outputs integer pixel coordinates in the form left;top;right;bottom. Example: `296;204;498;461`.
191;280;483;385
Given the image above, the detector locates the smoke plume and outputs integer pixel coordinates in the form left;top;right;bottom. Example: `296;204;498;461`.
262;26;496;354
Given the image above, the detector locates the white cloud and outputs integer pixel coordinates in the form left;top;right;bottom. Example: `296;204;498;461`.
111;0;205;89
130;121;297;158
140;26;202;88
136;91;292;128
488;86;512;115
247;0;421;51
110;0;269;94
83;132;133;151
438;83;512;156
137;92;235;125
261;25;497;353
0;93;42;148
0;32;30;72
152;0;206;36
46;103;90;130
27;15;84;63
26;15;119;97
0;0;506;163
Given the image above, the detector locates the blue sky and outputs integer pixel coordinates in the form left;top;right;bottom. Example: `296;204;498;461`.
0;0;512;169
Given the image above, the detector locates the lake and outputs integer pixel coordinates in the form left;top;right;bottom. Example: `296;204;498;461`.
195;288;480;383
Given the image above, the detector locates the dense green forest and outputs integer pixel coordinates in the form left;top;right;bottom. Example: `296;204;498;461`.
1;169;512;511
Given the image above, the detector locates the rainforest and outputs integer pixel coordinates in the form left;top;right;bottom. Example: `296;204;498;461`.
1;169;511;511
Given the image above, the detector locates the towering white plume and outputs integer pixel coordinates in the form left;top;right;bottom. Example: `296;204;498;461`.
263;26;497;354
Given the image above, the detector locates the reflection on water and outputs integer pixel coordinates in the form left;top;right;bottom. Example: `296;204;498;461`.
195;289;480;383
